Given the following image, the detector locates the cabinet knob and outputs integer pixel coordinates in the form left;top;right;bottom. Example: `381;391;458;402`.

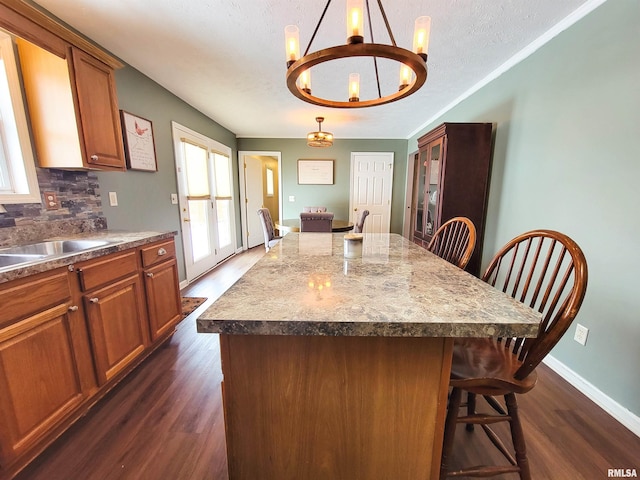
91;154;99;161
68;305;79;312
158;248;167;256
146;272;154;278
89;297;99;304
68;265;75;272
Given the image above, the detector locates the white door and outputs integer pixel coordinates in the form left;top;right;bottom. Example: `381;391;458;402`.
238;151;282;250
172;122;236;282
243;156;264;248
350;152;394;233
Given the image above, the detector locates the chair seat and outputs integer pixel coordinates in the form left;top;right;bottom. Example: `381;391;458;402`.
450;338;538;396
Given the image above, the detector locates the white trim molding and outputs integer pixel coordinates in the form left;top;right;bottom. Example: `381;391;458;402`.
408;0;609;139
544;355;640;438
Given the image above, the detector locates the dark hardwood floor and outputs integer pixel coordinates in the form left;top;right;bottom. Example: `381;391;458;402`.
15;246;639;479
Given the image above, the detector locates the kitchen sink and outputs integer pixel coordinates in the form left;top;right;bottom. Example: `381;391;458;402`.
0;239;116;256
0;254;48;268
0;239;120;271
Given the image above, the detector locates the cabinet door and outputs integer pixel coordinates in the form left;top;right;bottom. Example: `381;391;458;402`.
84;274;148;385
0;304;86;464
71;47;125;170
424;137;444;239
143;259;182;341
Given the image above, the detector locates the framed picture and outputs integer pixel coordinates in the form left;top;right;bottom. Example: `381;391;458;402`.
297;159;334;185
120;110;158;171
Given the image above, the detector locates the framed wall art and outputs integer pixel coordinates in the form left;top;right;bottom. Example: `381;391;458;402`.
297;159;334;185
120;110;158;171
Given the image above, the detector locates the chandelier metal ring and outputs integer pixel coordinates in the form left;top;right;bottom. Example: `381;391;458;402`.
286;43;428;108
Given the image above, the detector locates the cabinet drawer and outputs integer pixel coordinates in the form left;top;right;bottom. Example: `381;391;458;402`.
140;240;175;268
0;270;71;328
77;250;138;291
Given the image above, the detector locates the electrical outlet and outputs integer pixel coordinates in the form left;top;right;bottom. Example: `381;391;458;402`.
289;196;295;202
44;191;59;210
108;191;118;207
574;323;589;346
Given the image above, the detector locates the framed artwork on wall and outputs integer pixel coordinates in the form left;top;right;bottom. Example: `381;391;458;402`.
297;159;334;185
120;110;158;171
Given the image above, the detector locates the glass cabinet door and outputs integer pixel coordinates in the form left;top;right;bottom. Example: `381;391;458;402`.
413;149;428;238
424;138;443;237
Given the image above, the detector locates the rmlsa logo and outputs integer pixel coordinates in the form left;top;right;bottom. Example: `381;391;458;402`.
608;469;638;478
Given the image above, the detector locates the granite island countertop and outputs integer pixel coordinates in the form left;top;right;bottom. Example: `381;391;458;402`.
197;233;541;338
0;230;177;284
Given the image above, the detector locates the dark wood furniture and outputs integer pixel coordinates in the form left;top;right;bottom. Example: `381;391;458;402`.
411;123;493;276
427;216;476;270
440;230;588;480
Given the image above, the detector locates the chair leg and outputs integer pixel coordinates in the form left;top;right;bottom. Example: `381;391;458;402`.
465;392;476;431
440;387;462;479
504;393;531;480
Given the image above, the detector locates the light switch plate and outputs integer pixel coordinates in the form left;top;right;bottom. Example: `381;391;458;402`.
108;191;118;207
171;193;178;204
289;196;295;202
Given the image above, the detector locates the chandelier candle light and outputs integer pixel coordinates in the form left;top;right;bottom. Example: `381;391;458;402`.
284;0;430;108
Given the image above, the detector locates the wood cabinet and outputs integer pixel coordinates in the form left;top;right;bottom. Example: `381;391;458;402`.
79;251;149;384
0;269;95;468
16;39;125;171
0;237;181;479
141;240;182;341
411;123;493;276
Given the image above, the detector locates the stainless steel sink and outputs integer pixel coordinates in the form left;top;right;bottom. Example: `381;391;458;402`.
0;239;119;271
0;239;115;256
0;253;48;268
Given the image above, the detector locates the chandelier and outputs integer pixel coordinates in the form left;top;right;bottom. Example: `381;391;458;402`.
284;0;430;108
307;117;334;147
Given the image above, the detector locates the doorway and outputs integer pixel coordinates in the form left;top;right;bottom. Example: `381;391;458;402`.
349;152;394;233
238;151;282;249
172;122;236;282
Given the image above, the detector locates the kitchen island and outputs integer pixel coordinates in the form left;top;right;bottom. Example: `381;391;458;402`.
197;233;540;480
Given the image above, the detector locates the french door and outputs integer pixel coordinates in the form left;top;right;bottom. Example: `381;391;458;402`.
172;122;236;282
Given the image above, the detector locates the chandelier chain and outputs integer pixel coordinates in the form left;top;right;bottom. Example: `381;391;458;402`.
375;0;397;47
365;0;382;99
303;0;333;57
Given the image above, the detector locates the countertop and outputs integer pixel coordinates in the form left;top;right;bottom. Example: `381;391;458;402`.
0;230;177;284
197;233;541;338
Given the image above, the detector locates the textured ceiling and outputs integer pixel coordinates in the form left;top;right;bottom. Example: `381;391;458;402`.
33;0;595;139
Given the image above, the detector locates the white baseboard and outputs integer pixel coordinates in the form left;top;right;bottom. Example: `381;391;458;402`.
179;279;189;290
543;355;640;437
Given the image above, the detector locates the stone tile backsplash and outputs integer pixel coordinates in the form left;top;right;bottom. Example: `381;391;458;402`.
0;168;107;247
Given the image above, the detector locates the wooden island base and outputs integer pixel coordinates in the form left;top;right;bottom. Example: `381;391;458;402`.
219;334;453;480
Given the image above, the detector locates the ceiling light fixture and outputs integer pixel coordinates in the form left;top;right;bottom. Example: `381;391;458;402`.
307;117;334;147
284;0;430;108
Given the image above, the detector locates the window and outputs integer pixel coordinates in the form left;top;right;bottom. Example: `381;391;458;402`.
0;30;40;204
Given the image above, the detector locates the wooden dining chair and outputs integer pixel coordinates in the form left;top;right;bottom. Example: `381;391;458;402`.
427;217;477;270
440;230;588;480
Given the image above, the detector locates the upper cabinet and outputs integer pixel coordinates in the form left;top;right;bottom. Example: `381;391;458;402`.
0;0;125;171
411;123;493;276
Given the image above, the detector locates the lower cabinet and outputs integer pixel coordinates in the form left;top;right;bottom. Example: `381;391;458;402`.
0;237;182;479
0;270;94;469
83;273;149;385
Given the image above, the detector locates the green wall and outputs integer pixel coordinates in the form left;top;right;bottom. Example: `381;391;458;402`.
409;0;640;418
237;138;408;234
97;67;239;281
